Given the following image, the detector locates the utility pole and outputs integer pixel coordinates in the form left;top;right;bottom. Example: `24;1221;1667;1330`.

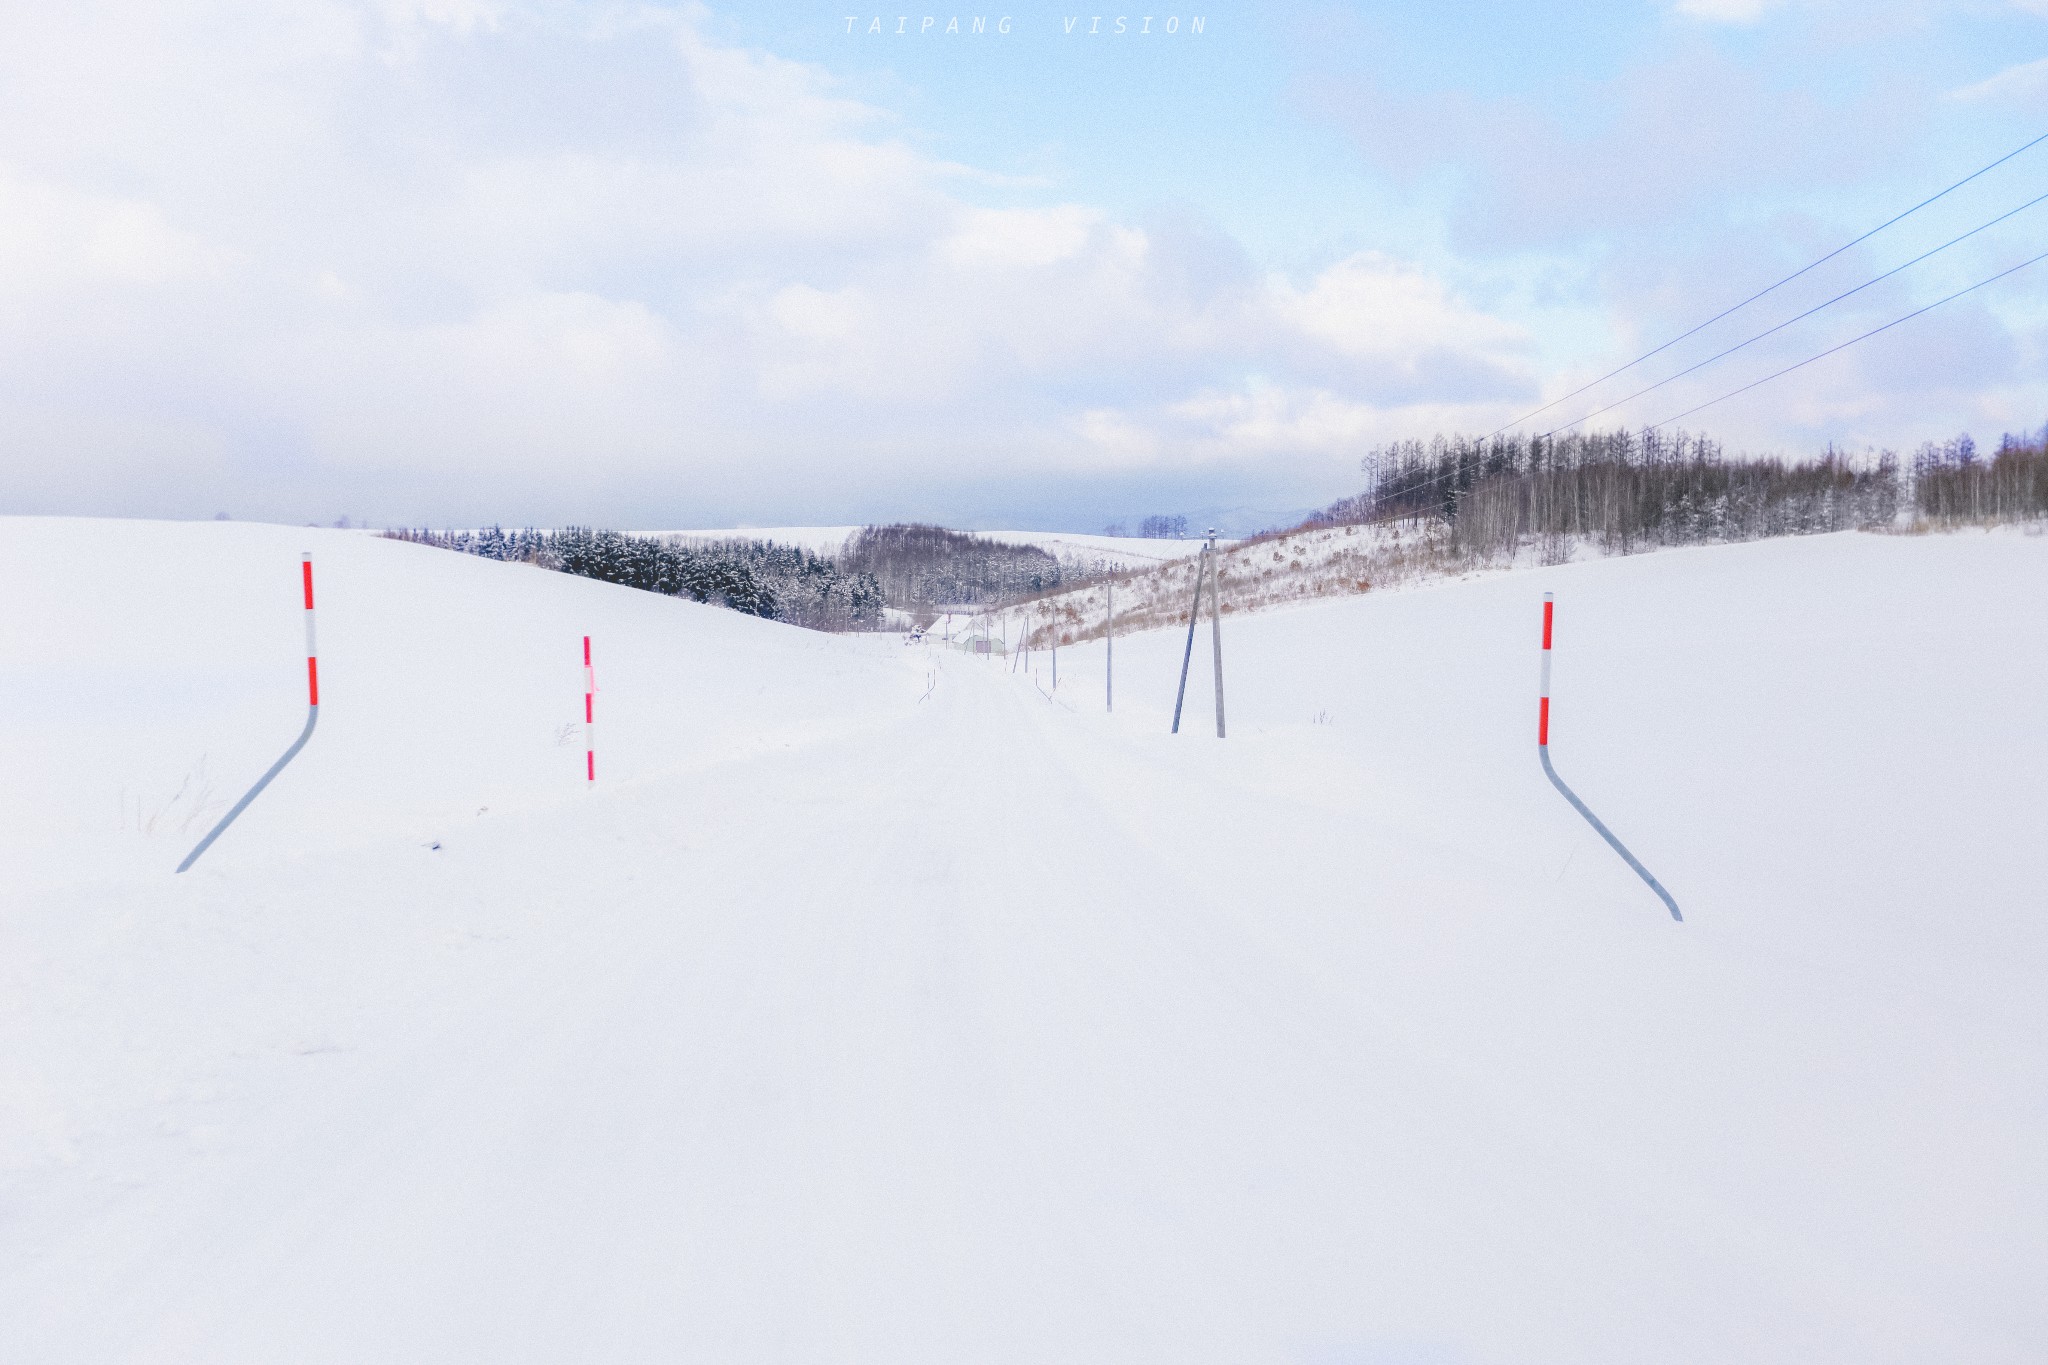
1208;529;1225;739
1171;546;1209;734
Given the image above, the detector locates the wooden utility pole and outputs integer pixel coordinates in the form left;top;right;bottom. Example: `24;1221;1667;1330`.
1171;547;1208;734
1208;530;1225;738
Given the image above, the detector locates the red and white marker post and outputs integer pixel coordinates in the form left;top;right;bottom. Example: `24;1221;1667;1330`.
177;553;322;873
303;554;319;708
1535;592;1681;921
583;635;596;785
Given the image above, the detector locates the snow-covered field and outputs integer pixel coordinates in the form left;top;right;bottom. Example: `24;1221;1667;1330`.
3;516;2044;1363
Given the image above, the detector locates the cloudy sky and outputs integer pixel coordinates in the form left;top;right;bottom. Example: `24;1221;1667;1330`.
2;1;2044;530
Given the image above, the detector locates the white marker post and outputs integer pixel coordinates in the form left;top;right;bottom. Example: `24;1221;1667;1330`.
1105;579;1114;713
1538;593;1681;922
177;553;320;873
583;635;596;785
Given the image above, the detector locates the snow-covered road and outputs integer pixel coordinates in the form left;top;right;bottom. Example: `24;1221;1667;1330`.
3;518;2043;1362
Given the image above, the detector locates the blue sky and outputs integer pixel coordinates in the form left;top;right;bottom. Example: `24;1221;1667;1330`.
1;1;2043;530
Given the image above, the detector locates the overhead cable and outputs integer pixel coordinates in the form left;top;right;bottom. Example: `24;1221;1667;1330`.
1541;188;2048;437
1490;129;2048;436
1646;248;2048;431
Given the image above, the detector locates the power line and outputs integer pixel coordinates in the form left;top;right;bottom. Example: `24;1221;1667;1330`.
1542;187;2048;438
1344;190;2048;519
1646;247;2048;431
1490;129;2048;437
1348;246;2045;518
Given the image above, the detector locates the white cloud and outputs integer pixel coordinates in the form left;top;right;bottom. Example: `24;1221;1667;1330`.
1274;253;1528;369
375;0;506;62
1672;0;1782;21
1950;56;2048;104
936;206;1101;271
0;2;1556;523
0;173;222;294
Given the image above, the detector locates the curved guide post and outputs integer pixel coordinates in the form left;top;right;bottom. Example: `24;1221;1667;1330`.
1538;744;1681;921
175;705;319;873
1538;592;1681;922
177;554;320;874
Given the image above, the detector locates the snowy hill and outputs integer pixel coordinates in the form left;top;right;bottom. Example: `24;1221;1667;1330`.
658;524;1216;572
962;527;1216;569
3;516;2044;1363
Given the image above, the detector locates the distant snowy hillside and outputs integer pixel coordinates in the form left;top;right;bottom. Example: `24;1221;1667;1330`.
660;524;1216;573
964;528;1215;570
